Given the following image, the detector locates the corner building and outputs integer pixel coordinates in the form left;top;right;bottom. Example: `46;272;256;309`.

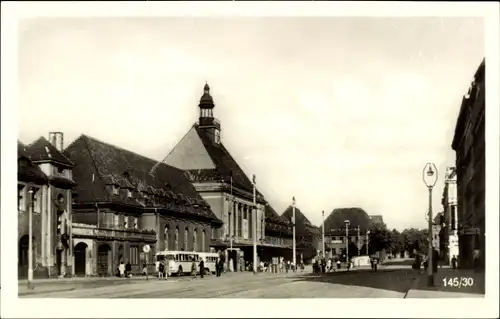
165;84;293;270
18;133;76;278
64;134;222;276
451;58;485;269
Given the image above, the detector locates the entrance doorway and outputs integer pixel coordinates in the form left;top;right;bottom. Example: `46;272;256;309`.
74;242;88;276
56;249;62;276
97;244;111;276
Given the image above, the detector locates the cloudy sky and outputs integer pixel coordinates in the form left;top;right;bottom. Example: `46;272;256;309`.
18;17;484;230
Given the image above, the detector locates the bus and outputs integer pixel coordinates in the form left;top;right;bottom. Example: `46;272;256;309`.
155;251;207;276
198;252;219;274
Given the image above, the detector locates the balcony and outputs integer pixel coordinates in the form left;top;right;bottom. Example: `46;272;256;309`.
72;223;157;242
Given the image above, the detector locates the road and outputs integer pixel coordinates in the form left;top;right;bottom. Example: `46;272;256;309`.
20;268;420;298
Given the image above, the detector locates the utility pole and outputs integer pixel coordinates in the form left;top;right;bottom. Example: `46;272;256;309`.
252;174;257;275
292;196;296;267
321;210;325;258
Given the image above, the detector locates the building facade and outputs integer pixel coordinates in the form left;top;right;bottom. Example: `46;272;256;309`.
441;167;459;265
451;58;485;269
324;229;369;259
64;134;222;276
164;83;291;270
18;132;76;278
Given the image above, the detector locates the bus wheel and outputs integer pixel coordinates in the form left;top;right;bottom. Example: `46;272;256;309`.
177;266;183;276
204;268;210;275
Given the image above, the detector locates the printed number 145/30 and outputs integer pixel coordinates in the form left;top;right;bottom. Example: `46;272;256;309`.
442;277;474;288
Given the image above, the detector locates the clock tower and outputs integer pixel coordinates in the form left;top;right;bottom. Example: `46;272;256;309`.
198;83;221;144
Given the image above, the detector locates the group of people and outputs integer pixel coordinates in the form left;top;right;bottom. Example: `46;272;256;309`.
312;257;346;273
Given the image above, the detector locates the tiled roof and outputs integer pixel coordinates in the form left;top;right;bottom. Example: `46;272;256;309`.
64;134;221;223
281;205;320;236
18;141;48;185
265;203;292;236
26;136;74;167
193;125;264;197
324;207;372;233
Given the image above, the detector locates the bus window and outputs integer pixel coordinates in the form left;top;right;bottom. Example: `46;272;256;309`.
157;255;165;262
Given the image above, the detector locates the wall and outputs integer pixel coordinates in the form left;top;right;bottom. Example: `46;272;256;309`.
158;215;211;253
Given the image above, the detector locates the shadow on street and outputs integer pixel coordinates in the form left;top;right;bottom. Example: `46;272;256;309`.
289;269;417;294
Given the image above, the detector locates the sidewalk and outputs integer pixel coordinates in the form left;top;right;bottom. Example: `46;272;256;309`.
405;268;485;298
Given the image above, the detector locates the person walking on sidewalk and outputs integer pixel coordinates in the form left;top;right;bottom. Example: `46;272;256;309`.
451;255;458;270
199;257;205;279
142;262;148;281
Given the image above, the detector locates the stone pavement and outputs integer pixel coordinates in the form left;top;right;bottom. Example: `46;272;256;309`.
20;268;419;298
405;268;485;298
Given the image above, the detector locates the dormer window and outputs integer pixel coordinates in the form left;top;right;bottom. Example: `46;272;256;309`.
124;216;129;228
214;130;220;144
57;166;64;174
127;189;132;198
133;217;138;229
112;185;119;195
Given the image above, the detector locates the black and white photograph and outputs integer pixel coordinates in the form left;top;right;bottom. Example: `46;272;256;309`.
1;2;499;318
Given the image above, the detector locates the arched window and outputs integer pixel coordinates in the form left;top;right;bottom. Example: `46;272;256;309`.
164;226;169;250
193;228;197;252
175;227;179;251
201;230;206;252
184;228;189;251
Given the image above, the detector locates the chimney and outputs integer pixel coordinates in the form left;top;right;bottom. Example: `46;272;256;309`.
48;132;64;151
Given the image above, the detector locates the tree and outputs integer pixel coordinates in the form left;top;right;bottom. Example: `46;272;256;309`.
367;222;391;254
400;228;429;256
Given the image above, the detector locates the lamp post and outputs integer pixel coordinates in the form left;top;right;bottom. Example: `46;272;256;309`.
423;162;438;287
366;230;370;255
252;174;257;275
344;220;350;263
292;196;296;268
321;210;325;259
27;188;35;289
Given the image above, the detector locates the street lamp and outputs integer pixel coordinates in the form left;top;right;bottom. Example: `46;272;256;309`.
27;188;35;289
366;230;370;255
252;174;257;275
344;220;350;263
292;196;296;268
321;210;325;259
423;162;438;287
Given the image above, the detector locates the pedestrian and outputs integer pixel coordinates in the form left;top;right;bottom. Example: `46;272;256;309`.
142;262;148;281
158;261;165;280
336;259;341;271
119;261;125;278
125;261;132;278
199;257;205;279
191;257;197;279
451;255;457;270
472;248;481;272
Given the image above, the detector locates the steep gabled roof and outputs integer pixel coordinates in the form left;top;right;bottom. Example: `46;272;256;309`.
324;207;372;233
64;134;221;223
18;140;48;185
281;205;320;236
26;136;74;167
193;125;263;197
265;202;292;236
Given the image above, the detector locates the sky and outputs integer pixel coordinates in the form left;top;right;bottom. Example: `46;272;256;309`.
18;17;484;231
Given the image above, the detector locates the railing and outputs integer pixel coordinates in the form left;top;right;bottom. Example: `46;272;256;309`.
72;225;157;241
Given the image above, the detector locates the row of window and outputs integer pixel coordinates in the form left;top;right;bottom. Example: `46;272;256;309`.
328;236;366;243
164;227;207;252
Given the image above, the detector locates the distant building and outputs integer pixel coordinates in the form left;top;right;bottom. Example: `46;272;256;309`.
18;133;76;278
441;167;459;265
64;134;222;276
323;208;372;258
451;58;485;269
